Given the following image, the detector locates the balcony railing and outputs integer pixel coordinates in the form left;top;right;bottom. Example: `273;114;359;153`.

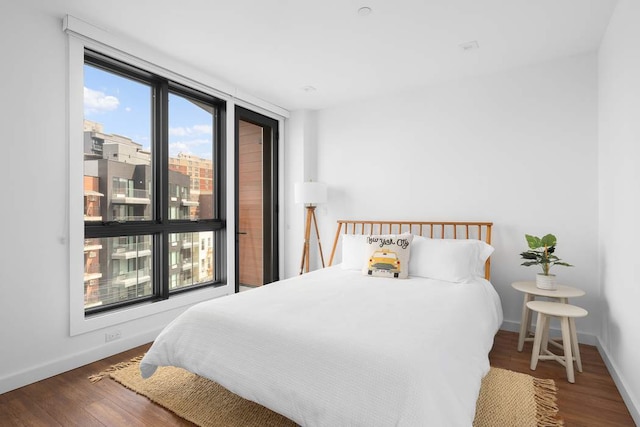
111;188;151;205
112;187;149;198
181;199;199;207
112;241;152;259
112;215;151;221
112;269;152;287
84;238;103;252
84;264;102;282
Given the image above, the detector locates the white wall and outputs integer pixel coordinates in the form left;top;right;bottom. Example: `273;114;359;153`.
315;53;601;340
0;4;212;394
283;111;307;278
0;4;286;394
283;110;325;278
598;0;640;422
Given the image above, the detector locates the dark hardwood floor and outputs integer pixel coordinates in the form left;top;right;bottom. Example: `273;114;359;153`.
0;330;635;426
490;330;635;426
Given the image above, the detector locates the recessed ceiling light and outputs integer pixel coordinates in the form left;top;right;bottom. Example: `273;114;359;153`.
357;6;372;16
459;40;480;52
301;86;317;93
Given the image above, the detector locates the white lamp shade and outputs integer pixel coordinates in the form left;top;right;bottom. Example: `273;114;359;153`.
294;181;327;205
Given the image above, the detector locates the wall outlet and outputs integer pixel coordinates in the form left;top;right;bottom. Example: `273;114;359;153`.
105;330;122;342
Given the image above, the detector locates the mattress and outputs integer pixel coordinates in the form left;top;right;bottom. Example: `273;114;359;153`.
140;265;503;426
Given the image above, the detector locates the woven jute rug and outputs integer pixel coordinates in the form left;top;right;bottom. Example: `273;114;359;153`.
90;357;562;426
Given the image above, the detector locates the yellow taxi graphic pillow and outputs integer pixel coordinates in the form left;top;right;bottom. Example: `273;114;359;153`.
362;234;413;279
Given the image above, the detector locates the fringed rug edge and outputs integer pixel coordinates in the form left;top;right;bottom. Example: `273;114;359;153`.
532;377;564;426
88;354;145;383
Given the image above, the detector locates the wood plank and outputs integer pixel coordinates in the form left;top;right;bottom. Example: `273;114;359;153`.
85;398;146;427
238;119;263;287
20;375;105;426
1;393;63;427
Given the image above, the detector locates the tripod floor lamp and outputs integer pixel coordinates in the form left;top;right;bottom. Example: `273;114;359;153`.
295;181;327;274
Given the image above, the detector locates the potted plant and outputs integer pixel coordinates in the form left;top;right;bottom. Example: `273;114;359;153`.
520;234;572;289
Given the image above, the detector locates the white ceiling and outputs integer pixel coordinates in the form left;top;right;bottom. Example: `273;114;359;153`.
42;0;617;111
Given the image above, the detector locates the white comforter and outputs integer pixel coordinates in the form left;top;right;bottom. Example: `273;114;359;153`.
140;266;503;427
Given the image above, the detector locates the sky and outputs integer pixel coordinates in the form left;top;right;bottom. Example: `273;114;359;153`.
83;64;213;159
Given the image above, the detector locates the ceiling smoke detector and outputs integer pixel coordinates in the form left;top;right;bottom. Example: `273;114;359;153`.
459;40;480;52
357;6;372;16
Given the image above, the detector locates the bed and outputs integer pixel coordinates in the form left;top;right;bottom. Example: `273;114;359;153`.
140;220;503;426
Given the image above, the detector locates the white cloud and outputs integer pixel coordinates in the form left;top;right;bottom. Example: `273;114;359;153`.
169;138;212;158
84;87;119;115
169;127;188;137
186;138;210;146
169;124;212;137
169;141;191;153
192;124;212;134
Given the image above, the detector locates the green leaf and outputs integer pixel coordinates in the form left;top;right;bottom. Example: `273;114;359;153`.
521;261;539;267
525;235;542;249
520;252;538;260
554;262;573;267
541;234;557;247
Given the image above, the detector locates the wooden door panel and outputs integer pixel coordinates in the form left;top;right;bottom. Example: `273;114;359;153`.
238;121;263;286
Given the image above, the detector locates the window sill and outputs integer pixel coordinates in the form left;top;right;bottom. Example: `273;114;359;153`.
70;283;231;336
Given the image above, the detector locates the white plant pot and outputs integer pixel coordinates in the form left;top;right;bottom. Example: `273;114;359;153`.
536;273;557;290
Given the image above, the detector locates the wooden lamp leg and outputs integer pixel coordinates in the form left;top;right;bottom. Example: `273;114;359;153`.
299;206;313;274
311;208;325;268
299;205;325;274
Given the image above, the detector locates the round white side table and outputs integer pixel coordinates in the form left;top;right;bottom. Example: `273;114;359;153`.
511;281;585;352
527;300;588;383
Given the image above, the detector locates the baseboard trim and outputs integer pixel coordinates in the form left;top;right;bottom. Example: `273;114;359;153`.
596;337;640;426
0;329;161;395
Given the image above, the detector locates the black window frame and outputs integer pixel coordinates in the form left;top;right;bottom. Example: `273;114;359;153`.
83;49;226;316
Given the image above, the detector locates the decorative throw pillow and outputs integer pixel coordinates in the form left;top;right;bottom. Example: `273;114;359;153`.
362;234;413;279
340;234;369;270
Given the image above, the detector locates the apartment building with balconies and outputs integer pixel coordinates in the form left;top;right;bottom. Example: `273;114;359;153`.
82;120;210;308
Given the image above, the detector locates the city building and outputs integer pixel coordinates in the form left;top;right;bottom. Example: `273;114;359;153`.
83;120;213;308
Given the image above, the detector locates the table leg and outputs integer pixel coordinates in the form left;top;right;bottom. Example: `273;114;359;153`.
541;314;550;354
518;293;534;352
561;316;575;383
530;312;546;370
569;317;583;372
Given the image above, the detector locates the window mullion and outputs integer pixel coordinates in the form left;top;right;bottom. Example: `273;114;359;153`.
215;107;226;284
155;80;170;300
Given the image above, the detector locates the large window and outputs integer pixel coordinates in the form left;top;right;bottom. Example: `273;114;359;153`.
82;50;225;314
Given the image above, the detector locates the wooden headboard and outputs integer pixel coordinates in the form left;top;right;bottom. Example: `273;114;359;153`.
328;220;494;280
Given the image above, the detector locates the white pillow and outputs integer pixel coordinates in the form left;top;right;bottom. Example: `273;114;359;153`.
340;234;369;270
362;234;413;279
409;236;494;282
